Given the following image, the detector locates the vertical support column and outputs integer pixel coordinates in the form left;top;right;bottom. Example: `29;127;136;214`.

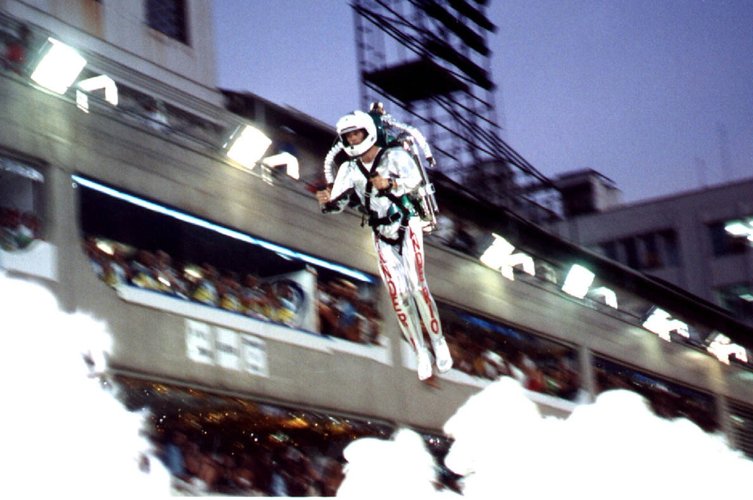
578;344;596;403
352;0;369;111
46;165;79;312
715;394;737;448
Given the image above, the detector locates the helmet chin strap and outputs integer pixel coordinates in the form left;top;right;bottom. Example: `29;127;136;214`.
358;144;380;163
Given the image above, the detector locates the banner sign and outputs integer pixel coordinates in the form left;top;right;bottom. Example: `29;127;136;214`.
185;319;268;377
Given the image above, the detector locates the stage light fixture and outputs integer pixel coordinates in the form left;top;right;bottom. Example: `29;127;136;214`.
76;74;119;112
590;286;618;309
706;332;748;365
642;307;689;342
725;218;753;242
262;152;300;180
31;37;87;95
225;124;272;169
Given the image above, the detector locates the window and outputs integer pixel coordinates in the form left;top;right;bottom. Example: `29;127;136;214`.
620;237;640;269
0;156;44;251
76;175;382;342
639;233;662;269
728;401;753;459
658;229;680;267
599;241;618;262
716;283;753;323
708;221;748;257
599;229;680;271
594;357;719;432
145;0;188;44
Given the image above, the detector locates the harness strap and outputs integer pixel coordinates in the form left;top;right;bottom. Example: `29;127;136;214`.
355;147;388;214
368;211;402;227
377;231;405;247
356;147;411;252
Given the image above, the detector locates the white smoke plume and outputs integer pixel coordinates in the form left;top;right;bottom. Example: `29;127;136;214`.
339;361;753;498
0;272;171;498
4;271;750;500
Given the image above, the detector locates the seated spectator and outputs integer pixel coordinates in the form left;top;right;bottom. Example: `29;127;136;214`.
103;251;131;288
356;301;382;344
448;218;476;254
191;264;220;306
430;214;456;246
218;272;243;312
272;279;305;327
241;273;267;319
227;454;262;495
141;98;170;132
2;24;31;75
317;280;338;335
331;279;361;341
154;249;188;297
161;430;189;481
130;250;162;291
316;456;345;496
0;208;37;250
83;236;107;278
446;328;476;375
257;281;284;322
477;337;509;380
0;207;20;250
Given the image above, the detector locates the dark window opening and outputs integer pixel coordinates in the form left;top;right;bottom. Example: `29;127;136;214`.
0;157;44;250
146;0;188;44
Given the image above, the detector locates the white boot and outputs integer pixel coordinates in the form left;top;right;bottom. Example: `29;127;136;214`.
416;347;433;381
432;336;453;373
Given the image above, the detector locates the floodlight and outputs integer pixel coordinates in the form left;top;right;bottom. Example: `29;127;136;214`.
480;233;514;268
94;240;114;256
226;125;272;168
76;75;119;112
262;152;300;180
561;264;594;299
725;219;753;241
706;332;748;365
590;286;618;309
506;253;535;278
31;38;87;94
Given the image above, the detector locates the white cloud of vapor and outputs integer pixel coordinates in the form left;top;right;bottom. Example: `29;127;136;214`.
0;272;171;498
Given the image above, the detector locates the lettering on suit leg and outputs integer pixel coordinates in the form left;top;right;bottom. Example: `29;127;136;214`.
377;244;410;332
410;227;425;280
409;228;440;334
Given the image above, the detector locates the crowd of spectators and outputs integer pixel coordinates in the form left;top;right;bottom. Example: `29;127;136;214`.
153;426;346;496
594;362;719;432
1;22;31;76
140;406;456;496
437;316;583;401
83;235;382;344
428;213;480;256
114;376;437;497
0;207;40;251
82;233;585;396
317;278;382;345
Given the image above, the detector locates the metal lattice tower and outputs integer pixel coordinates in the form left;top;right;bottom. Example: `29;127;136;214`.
352;0;560;219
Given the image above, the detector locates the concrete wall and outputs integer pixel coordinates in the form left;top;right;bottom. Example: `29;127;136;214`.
552;180;753;305
3;0;219;104
2;75;751;432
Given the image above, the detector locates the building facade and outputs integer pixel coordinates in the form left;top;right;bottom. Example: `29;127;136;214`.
550;171;753;327
2;1;753;493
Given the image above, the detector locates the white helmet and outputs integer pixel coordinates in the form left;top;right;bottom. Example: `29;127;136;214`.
336;110;377;157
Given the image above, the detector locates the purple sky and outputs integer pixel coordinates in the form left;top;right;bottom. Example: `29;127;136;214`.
213;0;753;203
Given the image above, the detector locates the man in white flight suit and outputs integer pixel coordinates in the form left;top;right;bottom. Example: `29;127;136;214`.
316;110;453;381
